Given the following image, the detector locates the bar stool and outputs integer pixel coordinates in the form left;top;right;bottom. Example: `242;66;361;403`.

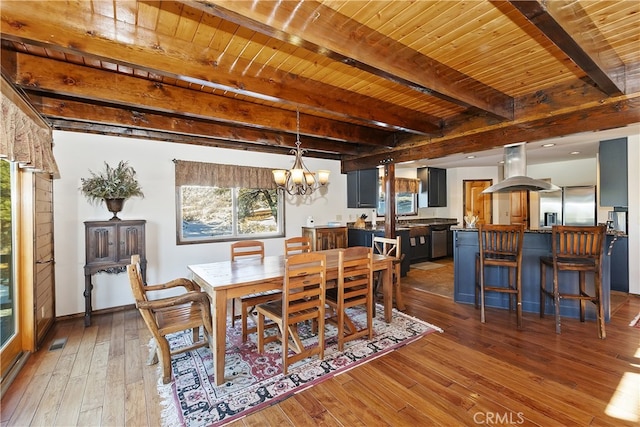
539;225;606;339
475;223;524;328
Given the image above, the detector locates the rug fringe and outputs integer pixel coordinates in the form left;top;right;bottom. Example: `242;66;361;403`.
629;312;640;327
148;337;183;427
388;305;444;333
158;371;182;427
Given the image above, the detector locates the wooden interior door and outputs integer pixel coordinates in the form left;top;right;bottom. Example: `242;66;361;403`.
509;190;529;228
463;180;492;225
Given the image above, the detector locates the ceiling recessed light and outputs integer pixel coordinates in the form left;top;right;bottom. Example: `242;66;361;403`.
570;151;580;155
466;155;476;159
542;143;555;147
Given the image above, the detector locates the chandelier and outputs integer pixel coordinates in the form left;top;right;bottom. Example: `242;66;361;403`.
272;109;330;195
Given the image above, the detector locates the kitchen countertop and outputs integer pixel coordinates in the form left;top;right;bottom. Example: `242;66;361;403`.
348;218;458;230
452;226;627;237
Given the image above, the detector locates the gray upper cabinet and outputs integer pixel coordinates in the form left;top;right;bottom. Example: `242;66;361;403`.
347;169;378;208
418;167;447;207
599;137;628;207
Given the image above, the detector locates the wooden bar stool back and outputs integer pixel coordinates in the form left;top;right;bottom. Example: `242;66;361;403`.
475;223;525;328
230;240;281;341
539;225;606;338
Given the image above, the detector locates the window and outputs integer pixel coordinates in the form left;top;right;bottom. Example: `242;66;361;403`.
175;161;284;244
376;176;419;216
1;160;15;347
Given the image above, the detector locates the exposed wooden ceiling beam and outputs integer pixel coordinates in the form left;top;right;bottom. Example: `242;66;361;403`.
188;0;515;120
13;53;394;146
509;0;626;96
0;0;441;135
48;119;343;160
31;95;363;156
343;92;640;171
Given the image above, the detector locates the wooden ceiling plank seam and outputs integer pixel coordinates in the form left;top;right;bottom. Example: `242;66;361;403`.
0;2;439;134
187;0;515;120
174;4;203;42
192;12;221;46
114;0;138;26
91;0;116;20
508;0;625;96
136;1;161;30
155;1;184;37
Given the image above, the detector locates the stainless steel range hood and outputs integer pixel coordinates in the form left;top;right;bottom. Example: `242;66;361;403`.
482;143;561;193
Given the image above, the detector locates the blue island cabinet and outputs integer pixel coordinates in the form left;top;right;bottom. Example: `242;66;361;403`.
453;229;611;322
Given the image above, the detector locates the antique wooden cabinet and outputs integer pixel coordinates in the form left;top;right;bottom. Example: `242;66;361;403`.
84;220;146;326
301;226;348;251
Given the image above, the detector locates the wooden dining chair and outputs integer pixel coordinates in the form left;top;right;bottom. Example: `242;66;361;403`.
540;225;606;338
475;223;524;328
127;255;212;384
230;240;281;341
325;247;374;350
284;236;312;256
256;252;327;374
372;235;405;313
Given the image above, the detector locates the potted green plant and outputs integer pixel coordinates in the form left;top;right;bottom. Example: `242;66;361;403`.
80;160;144;220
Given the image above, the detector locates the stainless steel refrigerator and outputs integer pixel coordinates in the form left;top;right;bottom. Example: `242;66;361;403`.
539;185;596;227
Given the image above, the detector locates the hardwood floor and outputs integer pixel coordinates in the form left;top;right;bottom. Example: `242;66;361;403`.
2;271;639;426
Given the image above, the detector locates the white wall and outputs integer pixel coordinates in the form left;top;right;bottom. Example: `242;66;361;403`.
52;131;347;316
52;128;640;317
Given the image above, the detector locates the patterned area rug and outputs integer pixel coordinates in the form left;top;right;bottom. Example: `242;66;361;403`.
630;312;640;328
157;305;442;426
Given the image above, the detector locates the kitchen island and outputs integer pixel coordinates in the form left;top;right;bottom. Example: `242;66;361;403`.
453;227;622;322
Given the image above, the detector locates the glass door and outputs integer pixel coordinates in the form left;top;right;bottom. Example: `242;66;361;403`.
1;160;22;380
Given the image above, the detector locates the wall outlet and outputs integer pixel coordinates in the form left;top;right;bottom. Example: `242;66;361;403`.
336;215;342;221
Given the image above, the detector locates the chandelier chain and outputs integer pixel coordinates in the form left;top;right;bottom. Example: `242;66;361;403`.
271;107;330;196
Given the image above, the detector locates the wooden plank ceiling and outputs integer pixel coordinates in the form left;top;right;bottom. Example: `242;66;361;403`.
1;0;639;172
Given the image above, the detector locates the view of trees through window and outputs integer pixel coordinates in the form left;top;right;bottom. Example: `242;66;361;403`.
179;185;283;243
377;176;418;216
1;160;15;346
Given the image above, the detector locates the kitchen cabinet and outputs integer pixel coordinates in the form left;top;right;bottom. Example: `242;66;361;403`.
418;167;447;207
347;168;378;208
302;226;347;251
608;235;628;292
453;229;611;320
84;220;146;326
348;228;410;276
599;137;628;207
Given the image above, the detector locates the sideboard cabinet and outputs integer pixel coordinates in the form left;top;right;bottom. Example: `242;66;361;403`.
302;226;348;251
84;220;146;326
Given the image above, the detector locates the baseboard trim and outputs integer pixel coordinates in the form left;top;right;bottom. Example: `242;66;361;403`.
55;304;137;322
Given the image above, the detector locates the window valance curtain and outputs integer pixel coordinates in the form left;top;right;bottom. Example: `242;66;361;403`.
1;79;59;177
393;178;420;194
174;160;277;189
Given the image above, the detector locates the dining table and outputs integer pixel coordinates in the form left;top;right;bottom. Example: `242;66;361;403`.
188;247;396;385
